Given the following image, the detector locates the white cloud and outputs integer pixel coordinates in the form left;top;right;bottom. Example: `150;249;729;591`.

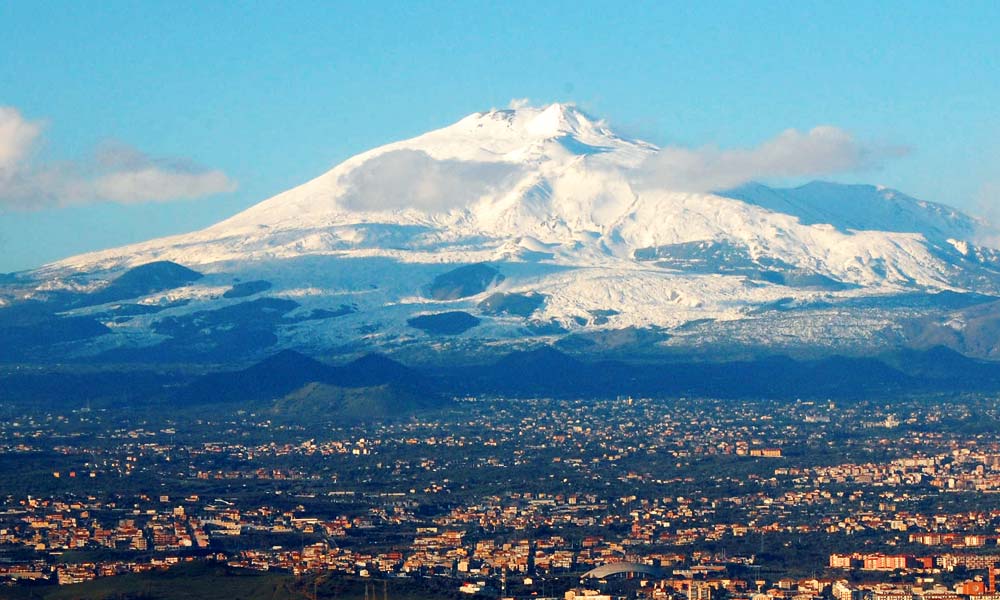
0;107;42;171
91;167;235;204
0;106;236;210
634;126;909;193
85;141;236;204
507;98;532;110
340;149;520;212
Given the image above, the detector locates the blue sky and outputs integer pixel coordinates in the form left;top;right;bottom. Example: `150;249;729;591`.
1;1;998;271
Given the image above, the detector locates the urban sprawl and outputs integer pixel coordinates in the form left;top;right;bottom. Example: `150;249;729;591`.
3;394;1000;599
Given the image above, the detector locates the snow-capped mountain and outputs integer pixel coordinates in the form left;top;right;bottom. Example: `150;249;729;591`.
6;102;1000;363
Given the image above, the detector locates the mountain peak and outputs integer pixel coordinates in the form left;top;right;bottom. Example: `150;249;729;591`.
522;102;593;136
456;102;612;142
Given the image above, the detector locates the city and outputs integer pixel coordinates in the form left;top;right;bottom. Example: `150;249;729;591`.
4;394;1000;598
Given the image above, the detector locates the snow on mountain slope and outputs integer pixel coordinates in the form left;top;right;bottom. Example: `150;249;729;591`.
14;102;1000;361
722;181;984;242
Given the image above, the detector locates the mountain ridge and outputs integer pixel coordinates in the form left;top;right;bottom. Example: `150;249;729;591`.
4;102;1000;363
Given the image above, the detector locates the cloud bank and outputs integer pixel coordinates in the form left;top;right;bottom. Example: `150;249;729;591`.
634;126;909;193
0;106;236;210
340;149;520;212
